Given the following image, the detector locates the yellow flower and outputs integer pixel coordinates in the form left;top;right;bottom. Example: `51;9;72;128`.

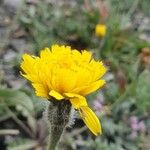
20;45;107;135
95;24;106;37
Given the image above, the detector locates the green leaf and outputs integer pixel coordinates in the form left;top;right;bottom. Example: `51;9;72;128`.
136;70;150;111
0;88;34;111
0;88;36;132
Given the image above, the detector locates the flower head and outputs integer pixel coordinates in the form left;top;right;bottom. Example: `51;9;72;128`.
95;24;106;37
20;45;107;135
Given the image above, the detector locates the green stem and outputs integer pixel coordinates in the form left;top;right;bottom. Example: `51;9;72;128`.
46;100;72;150
47;125;65;150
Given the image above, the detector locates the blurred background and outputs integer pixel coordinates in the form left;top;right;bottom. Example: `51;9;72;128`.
0;0;150;149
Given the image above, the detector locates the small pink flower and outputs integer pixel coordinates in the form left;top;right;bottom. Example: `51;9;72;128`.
130;116;138;124
131;123;139;131
138;121;146;132
94;100;103;110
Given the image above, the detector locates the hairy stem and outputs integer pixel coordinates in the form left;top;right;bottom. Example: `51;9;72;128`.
46;100;72;150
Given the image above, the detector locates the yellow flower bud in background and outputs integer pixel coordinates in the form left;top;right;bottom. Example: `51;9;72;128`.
95;24;107;37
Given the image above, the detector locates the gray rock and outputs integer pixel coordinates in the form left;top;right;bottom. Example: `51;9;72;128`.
3;49;17;62
10;39;27;52
3;0;24;15
4;0;23;9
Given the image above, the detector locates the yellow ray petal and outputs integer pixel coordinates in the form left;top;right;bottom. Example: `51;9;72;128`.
79;80;106;95
88;60;106;77
51;45;71;54
40;47;51;59
32;83;49;98
21;73;39;83
79;106;102;136
72;80;105;96
20;54;36;74
49;90;64;100
57;69;77;92
81;50;92;62
64;93;87;109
